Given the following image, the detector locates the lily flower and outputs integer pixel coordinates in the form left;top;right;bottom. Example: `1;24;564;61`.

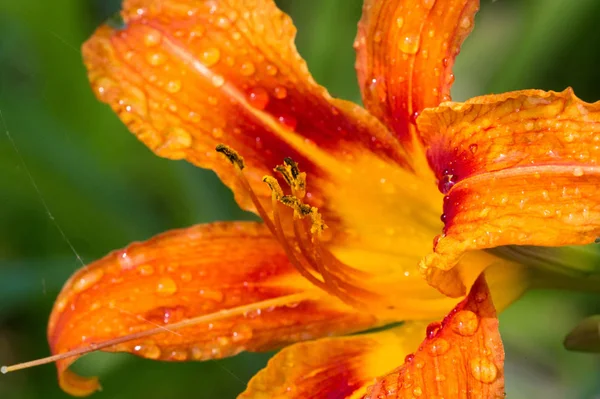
4;0;600;397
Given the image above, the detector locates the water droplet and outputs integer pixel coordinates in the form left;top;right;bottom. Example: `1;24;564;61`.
248;87;270;110
201;48;221;67
190;346;205;360
139;264;155;276
92;77;116;99
468;143;478;154
428;338;450;356
414;357;425;369
438;173;457;194
396;17;404;29
163;127;193;151
426;321;441;338
373;30;383;43
146;52;167;66
144;30;162;47
211;127;224;138
138;344;161;359
400;34;420;55
460;16;472;29
413;386;423;396
404;353;415;363
273;86;287;99
166;80;181;93
180;271;192;282
240;61;256;76
266;64;278;76
470;357;498;383
410;111;420;125
573;167;584;177
216;16;231;28
169;350;188;361
72;269;104;293
211;75;225;87
451;310;479;336
55;298;68;312
232;324;254;343
277;114;297;130
156;277;178;296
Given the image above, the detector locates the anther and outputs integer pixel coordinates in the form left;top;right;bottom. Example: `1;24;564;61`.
274;158;306;197
283;157;300;178
216;144;245;169
262;176;283;199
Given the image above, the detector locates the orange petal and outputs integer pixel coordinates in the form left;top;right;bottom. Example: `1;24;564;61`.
240;322;428;399
47;222;377;396
355;0;479;157
83;0;409;218
365;275;505;399
418;89;600;295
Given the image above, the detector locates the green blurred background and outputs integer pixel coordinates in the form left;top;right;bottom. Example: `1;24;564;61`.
1;0;599;398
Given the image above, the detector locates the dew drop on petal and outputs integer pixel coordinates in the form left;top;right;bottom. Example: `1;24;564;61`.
232;324;254;343
573;167;584;177
143;29;162;47
438;173;457;194
266;64;278;76
180;271;192;282
469;143;478;154
166;80;181;93
413;386;423;397
164;127;193;150
460;16;472;29
169;350;188;361
273;86;287;99
156;277;178;296
451;310;479;336
396;17;404;28
72;269;104;293
201;48;221;67
414;357;425;369
139;344;162;360
400;34;421;55
146;52;167;66
277;114;297;130
373;30;383;43
426;321;442;338
248;87;270;110
428;338;450;356
470;357;498;383
139;264;155;276
211;75;225;87
240;61;256;76
211;127;224;138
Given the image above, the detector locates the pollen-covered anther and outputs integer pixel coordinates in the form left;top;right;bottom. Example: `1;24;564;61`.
216;144;245;170
274;157;306;198
262;176;284;199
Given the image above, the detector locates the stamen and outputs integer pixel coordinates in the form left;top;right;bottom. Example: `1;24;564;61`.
215;144;277;236
216;146;379;311
216;144;245;169
1;292;318;373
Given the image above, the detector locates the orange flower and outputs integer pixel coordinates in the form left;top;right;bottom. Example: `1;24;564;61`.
4;0;600;397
